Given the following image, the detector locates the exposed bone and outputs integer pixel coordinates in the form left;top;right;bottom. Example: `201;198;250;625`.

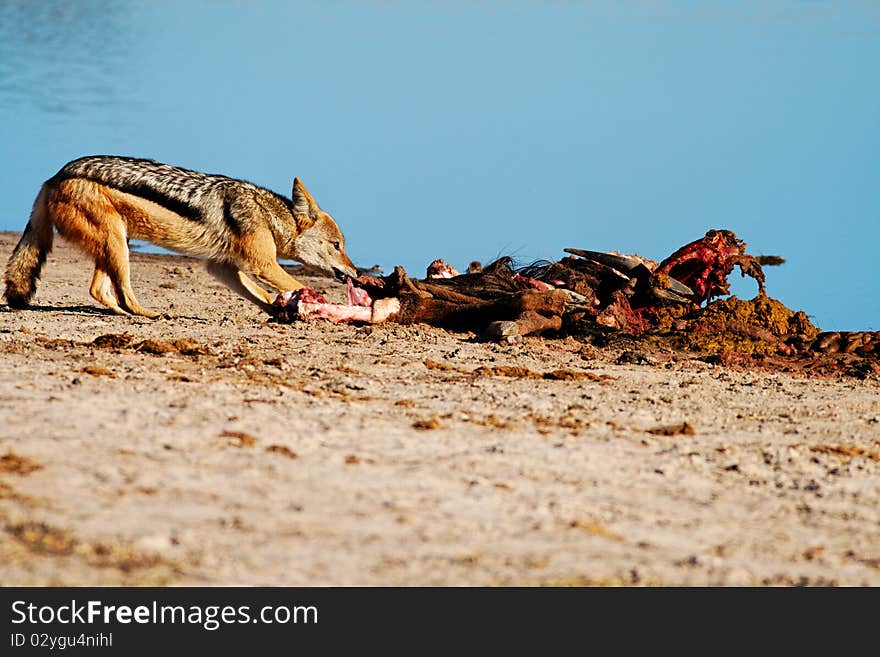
274;288;373;324
564;248;659;274
427;259;461;279
371;297;401;323
297;302;373;323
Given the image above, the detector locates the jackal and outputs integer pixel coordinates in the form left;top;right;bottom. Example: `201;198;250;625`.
3;155;357;317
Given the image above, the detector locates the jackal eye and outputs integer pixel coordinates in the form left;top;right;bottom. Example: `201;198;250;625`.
333;241;341;251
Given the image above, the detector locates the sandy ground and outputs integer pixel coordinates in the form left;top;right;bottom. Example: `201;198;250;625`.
1;231;878;586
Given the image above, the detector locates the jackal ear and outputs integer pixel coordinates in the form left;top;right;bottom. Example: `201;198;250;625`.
291;178;315;216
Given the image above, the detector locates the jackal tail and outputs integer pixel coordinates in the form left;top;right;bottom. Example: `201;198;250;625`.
4;185;54;308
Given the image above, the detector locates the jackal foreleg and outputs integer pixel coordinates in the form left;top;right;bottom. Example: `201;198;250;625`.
206;261;276;311
237;230;305;294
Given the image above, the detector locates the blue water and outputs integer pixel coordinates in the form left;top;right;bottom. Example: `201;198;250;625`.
1;1;878;330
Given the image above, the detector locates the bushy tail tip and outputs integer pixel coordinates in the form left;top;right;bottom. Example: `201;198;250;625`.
3;187;53;309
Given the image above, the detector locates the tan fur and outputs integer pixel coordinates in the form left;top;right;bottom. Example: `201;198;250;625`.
4;168;357;317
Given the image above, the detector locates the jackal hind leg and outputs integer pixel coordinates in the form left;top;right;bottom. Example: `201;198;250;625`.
101;230;162;319
206;260;275;311
50;185;162;319
89;266;127;315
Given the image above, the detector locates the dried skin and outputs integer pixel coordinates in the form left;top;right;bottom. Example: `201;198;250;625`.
810;332;880;357
425;359;612;382
265;445;298;459
0;452;43;475
647;422;696;436
809;445;880;462
219;430;257;448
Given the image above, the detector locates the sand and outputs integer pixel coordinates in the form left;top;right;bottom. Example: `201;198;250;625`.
1;231;878;586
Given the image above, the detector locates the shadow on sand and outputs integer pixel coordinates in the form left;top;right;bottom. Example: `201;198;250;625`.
1;303;119;317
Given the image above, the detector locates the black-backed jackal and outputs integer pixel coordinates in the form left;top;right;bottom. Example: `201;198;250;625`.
3;156;358;317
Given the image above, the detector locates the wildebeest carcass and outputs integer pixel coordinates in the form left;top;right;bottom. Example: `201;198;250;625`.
271;229;780;343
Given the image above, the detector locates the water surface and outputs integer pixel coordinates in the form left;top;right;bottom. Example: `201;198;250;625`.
1;1;878;329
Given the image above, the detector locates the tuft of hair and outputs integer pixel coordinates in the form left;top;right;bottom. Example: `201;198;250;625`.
516;259;554;279
4;187;54;308
756;255;785;267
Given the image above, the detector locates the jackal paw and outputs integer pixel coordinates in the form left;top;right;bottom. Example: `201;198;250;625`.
131;308;165;320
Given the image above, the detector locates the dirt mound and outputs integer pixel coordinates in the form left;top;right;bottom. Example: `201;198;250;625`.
653;295;819;356
633;295;879;378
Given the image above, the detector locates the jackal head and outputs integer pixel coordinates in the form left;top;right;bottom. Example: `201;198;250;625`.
289;178;357;280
